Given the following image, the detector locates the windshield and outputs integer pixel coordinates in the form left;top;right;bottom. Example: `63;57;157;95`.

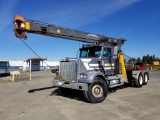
79;46;102;58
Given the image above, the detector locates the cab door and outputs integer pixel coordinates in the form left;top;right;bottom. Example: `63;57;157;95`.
102;47;115;75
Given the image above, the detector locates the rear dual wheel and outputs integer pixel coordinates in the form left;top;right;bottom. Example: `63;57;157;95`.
143;72;149;85
134;72;143;88
134;72;149;87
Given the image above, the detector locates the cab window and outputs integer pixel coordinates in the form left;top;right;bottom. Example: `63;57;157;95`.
81;50;88;57
103;48;111;57
79;46;102;58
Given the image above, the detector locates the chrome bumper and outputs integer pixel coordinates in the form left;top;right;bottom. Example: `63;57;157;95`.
53;79;88;91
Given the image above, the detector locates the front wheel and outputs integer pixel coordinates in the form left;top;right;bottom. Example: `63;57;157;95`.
83;77;108;103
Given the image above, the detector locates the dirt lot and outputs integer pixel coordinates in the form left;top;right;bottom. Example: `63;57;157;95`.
0;70;160;120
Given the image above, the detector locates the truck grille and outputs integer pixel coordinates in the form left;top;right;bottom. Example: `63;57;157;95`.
60;61;77;81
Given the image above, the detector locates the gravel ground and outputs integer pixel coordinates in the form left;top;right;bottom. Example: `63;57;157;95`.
0;70;160;120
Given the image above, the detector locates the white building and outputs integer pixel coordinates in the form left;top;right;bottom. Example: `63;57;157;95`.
25;58;59;71
0;58;59;72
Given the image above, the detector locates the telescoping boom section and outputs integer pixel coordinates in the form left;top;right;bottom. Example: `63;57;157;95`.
13;15;149;103
14;15;125;44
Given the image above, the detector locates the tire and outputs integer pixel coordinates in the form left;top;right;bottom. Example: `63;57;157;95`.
58;87;71;96
143;72;149;85
83;77;108;103
83;91;91;102
134;72;143;88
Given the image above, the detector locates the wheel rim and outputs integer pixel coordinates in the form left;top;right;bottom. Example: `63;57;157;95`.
92;84;103;98
144;75;148;83
139;76;143;85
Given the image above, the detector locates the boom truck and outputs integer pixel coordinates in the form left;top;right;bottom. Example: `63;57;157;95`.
14;15;149;103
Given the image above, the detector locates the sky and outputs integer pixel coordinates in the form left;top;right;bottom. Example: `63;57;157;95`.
0;0;160;61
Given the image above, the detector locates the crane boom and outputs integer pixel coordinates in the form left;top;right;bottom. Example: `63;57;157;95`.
14;15;126;44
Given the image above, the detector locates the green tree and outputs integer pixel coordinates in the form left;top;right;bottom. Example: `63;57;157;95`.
142;55;147;64
156;57;159;61
131;57;136;63
149;56;153;63
136;57;142;63
131;54;160;64
146;54;150;63
152;55;156;61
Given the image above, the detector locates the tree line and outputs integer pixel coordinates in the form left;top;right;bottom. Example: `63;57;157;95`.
131;54;160;64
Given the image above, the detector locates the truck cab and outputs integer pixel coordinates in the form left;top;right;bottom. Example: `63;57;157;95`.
79;44;115;75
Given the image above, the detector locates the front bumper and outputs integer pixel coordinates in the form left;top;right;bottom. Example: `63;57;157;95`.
53;79;88;91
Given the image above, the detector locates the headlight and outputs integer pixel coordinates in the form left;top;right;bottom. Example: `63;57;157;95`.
84;75;87;78
80;74;87;79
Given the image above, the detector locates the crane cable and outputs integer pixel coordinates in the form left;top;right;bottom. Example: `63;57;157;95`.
20;39;41;59
19;39;70;83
